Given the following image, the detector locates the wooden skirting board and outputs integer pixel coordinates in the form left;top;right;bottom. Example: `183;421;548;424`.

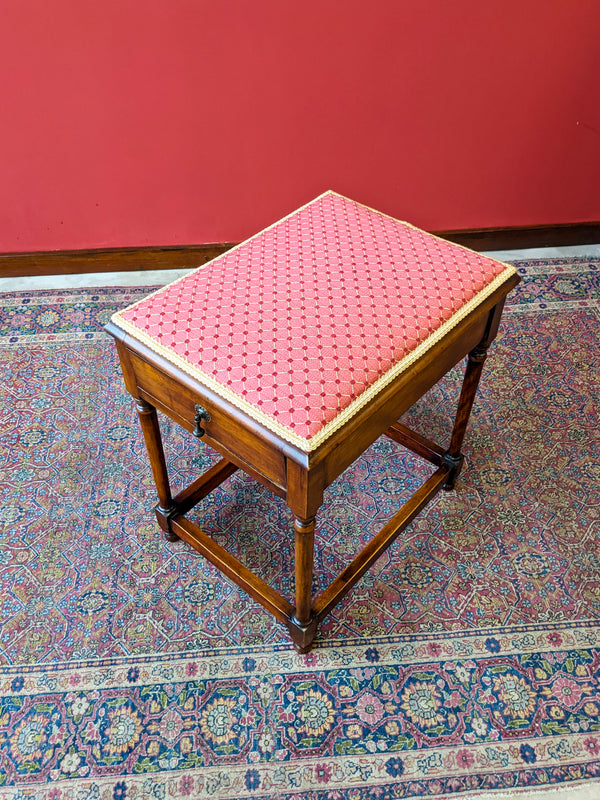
1;223;599;279
0;244;237;279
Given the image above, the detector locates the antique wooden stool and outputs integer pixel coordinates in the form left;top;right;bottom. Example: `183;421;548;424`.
106;191;519;652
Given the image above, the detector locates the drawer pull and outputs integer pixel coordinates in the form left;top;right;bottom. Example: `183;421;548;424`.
193;405;211;438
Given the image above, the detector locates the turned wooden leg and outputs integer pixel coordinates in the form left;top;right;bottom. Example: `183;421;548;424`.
443;343;487;490
444;298;509;490
290;516;318;652
135;398;179;541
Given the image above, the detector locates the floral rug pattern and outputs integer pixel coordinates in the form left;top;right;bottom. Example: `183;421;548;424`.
0;257;599;798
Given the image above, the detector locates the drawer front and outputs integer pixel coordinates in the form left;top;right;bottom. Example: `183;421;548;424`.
128;351;287;490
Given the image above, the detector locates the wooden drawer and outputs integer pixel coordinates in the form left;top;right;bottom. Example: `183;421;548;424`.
127;350;287;492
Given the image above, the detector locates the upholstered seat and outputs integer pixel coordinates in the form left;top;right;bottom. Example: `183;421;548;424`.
113;191;515;452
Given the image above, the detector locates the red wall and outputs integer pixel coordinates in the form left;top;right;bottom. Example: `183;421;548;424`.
2;1;600;252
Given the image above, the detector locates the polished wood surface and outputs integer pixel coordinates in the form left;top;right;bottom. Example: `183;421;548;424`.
106;271;519;652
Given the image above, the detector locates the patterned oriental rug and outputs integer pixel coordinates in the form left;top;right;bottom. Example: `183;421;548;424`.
0;256;599;800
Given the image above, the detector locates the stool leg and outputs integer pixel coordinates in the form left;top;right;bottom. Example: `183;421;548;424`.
444;343;488;490
291;516;318;652
135;399;179;541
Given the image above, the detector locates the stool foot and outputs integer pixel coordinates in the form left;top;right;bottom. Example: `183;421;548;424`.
289;615;318;653
443;452;464;491
155;504;181;541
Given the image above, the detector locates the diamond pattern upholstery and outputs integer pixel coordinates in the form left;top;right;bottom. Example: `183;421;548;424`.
112;191;516;451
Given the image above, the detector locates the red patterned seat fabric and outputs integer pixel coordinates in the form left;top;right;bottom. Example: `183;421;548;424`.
112;191;516;452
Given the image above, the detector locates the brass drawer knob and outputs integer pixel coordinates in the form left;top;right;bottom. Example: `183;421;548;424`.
193;405;211;438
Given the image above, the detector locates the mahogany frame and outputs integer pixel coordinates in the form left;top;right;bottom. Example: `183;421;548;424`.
106;272;519;652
